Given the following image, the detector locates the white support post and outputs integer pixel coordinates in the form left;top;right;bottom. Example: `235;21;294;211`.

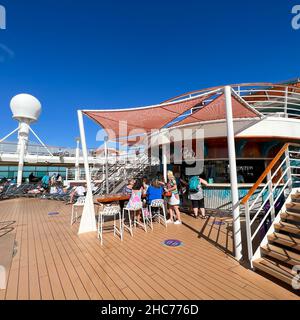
104;137;109;194
75;138;80;181
224;86;242;261
162;143;168;183
77;110;97;235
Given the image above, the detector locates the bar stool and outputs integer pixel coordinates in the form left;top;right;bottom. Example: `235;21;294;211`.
71;196;85;225
123;202;147;235
142;206;153;231
149;199;167;228
97;204;122;245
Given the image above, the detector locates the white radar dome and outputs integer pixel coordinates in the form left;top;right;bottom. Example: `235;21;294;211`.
10;94;42;122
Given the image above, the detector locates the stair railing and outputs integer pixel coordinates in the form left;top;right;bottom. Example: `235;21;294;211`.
240;143;299;266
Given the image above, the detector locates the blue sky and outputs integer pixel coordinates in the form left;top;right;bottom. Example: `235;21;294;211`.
0;0;299;148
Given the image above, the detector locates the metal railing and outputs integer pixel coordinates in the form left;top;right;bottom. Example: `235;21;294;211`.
95;152;155;195
0;141;97;158
164;83;300;120
240;143;300;266
65;152;158;195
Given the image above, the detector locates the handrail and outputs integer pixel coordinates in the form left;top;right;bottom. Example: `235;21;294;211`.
162;82;300;104
241;143;290;205
242;142;300;266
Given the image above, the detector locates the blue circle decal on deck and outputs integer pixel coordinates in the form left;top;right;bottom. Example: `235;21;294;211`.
48;212;60;216
213;221;225;226
163;239;183;247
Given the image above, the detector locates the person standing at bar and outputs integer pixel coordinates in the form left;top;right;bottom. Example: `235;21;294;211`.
188;175;209;219
165;171;182;225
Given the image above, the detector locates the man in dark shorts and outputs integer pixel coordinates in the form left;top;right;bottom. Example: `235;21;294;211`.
188;176;209;219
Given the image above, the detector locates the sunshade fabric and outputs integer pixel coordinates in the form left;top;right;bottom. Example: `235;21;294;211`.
83;95;207;139
171;94;259;127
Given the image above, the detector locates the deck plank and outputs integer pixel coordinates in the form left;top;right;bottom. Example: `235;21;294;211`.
4;200;23;300
0;198;299;300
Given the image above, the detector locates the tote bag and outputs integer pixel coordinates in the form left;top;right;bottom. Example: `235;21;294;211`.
168;193;180;206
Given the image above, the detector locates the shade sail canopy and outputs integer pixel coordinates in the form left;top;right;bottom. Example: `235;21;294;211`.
170;93;260;128
83;95;208;139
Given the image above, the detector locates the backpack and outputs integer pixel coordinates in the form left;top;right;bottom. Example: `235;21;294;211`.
189;176;199;192
42;176;49;188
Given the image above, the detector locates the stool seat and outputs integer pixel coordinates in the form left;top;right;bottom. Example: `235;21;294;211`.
149;199;167;228
98;204;122;245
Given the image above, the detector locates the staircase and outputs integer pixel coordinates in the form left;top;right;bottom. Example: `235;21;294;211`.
92;152;159;195
253;190;300;288
241;143;300;290
66;152;159;195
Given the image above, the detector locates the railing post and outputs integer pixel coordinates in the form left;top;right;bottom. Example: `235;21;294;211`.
284;86;288;118
285;147;293;192
267;171;276;221
245;202;253;267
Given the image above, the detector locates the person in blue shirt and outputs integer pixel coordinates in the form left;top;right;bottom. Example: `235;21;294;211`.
41;174;50;190
146;179;164;205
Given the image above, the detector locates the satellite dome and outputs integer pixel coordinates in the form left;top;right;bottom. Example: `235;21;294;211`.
10;94;42;122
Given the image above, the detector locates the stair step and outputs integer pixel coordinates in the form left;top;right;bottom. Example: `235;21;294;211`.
286;202;300;213
261;244;300;266
274;221;300;235
281;212;300;223
291;195;300;203
253;258;298;287
268;232;300;251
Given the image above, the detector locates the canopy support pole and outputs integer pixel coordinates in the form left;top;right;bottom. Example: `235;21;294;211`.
104;137;109;194
224;86;242;261
75;138;80;181
77;110;97;235
162;143;168;183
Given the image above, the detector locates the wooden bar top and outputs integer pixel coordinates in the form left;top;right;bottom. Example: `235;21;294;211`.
97;194;131;204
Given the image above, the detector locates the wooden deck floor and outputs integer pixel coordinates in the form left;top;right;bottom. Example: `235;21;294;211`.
0;198;299;300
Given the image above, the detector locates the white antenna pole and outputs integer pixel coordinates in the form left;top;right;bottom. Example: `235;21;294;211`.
17;121;30;186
